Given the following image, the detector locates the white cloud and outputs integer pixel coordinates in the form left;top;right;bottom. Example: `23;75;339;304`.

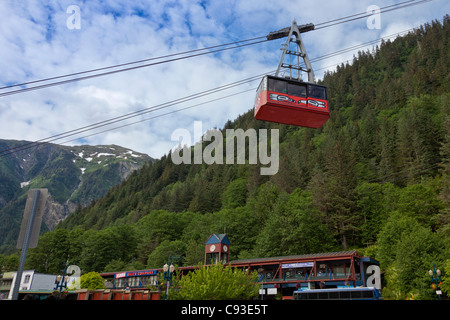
0;0;448;159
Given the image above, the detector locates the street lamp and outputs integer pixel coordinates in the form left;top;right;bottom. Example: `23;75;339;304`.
428;263;442;300
54;273;70;291
163;261;176;300
53;269;70;300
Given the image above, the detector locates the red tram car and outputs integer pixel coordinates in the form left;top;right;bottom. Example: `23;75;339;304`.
254;75;329;128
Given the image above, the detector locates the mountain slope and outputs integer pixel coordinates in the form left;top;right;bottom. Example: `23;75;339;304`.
60;18;449;233
0;140;152;253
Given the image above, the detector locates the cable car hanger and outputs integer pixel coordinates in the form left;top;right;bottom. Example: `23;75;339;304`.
268;20;315;82
254;20;330;128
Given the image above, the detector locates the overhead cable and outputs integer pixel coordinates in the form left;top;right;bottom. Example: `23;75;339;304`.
315;0;433;30
0;22;430;157
0;72;272;157
0;39;269;98
0;1;437;156
0;0;433;97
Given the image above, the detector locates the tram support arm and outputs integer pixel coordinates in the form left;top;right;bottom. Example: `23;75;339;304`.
267;23;314;40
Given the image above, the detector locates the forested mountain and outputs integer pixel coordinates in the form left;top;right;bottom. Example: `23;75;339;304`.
1;17;448;300
0;140;152;253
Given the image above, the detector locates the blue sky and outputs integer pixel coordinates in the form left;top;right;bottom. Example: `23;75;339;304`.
0;0;448;159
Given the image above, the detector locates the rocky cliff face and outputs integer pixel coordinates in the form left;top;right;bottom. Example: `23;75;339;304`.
0;139;153;253
43;197;78;230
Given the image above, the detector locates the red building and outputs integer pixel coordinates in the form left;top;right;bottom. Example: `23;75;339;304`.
97;233;380;300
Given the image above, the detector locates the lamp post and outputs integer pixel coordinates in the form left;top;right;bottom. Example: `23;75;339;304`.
163;262;175;300
163;255;181;300
54;268;69;292
52;267;70;300
428;263;442;300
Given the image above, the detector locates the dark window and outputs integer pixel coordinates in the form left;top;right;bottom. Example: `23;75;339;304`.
307;292;318;300
269;79;287;93
308;85;326;100
297;293;307;300
361;290;374;299
318;291;329;299
340;290;350;299
206;253;220;264
288;82;306;97
329;291;339;299
350;290;363;299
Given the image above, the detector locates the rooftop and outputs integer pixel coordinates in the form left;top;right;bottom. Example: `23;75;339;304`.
229;250;360;265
